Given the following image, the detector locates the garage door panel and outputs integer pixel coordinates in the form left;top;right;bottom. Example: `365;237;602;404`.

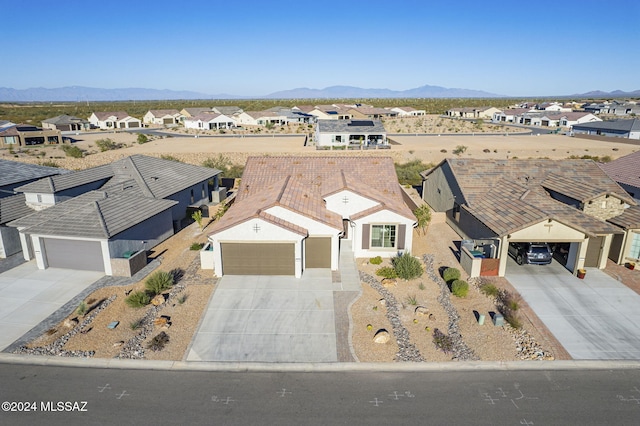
221;243;294;275
43;238;104;272
305;237;331;268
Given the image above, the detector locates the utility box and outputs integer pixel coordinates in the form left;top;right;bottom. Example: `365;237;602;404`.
493;314;504;326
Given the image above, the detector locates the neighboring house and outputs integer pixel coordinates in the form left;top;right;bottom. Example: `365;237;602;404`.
183;113;236;130
599;150;640;202
0;159;69;258
9;155;222;275
348;107;398;120
235;111;288;126
143;109;182;126
606;206;640;265
571;118;640;140
389;107;426;116
491;108;529;123
315;119;387;148
421;158;636;277
212;106;243;116
0;124;63;148
208;156;416;277
559;112;601;127
42;115;91;132
266;107;314;124
88;111;141;129
0;120;15;130
538;102;572;112
609;102;640;117
583;102;611;114
180;107;212;118
447;107;502;119
313;105;353;120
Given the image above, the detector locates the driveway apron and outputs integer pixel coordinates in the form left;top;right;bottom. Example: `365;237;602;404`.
187;269;340;362
0;262;104;351
506;259;640;359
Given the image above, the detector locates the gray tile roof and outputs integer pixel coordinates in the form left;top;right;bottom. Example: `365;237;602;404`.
42;115;89;125
434;158;631;237
0;194;32;225
572;118;640;132
212;106;242;115
9;185;177;239
599;150;640;191
316;119;386;133
0;159;69;188
15;155;221;199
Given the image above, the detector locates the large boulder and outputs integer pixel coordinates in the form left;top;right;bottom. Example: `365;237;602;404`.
373;329;390;344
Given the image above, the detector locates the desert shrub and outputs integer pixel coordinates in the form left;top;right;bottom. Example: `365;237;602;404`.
392;252;423;280
376;266;398;279
479;283;499;297
394;160;433;186
451;279;469;297
432;328;454;353
129;318;144;330
369;256;383;265
147;331;169;351
178;294;188;305
453;145;468;155
503;311;522;329
160;154;181;162
442;267;461;283
39;160;59;167
95;138;118;152
61;144;84;158
75;301;88;316
125;291;150;308
406;294;418;305
190;242;204;251
137;133;149;144
144;271;174;295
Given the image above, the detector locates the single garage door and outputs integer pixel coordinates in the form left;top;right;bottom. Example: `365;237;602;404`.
42;238;104;272
221;243;294;275
305;237;331;268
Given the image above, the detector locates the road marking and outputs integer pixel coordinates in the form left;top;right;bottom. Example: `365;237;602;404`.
369;398;383;407
277;389;292;397
116;390;129;400
97;384;111;393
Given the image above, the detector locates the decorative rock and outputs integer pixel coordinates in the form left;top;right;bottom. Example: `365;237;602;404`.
151;294;165;306
153;317;169;327
63;318;79;328
428;313;436;321
113;341;124;348
415;306;429;316
107;321;119;329
381;278;397;287
373;329;390;344
378;298;386;306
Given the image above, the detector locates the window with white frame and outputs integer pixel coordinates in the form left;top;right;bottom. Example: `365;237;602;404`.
371;224;396;248
631;232;640;259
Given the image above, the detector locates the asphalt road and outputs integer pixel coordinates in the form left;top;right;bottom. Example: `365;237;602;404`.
1;364;639;425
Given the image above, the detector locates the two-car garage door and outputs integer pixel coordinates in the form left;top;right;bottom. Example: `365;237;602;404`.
42;238;105;272
221;243;294;275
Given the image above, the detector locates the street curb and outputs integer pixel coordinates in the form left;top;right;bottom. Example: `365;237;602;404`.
1;354;640;373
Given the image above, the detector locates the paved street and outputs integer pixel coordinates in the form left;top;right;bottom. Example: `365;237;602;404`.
1;362;640;425
506;259;640;359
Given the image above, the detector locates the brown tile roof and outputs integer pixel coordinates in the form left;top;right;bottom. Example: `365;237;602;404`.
607;206;640;229
599;150;640;191
441;158;631;237
210;156;414;236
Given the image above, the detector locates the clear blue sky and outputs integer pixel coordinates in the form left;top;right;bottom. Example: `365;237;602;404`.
3;0;638;96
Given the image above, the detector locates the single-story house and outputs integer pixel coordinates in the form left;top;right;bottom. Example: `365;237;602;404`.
315;119;387;148
184;113;236;130
180;107;213;118
491;108;530;123
208;156;416;277
0;159;69;258
421;158;637;277
571;118;640;140
9;155;223;274
235;111;288;126
42;115;91;132
88;111;142;129
559;112;601;127
0;124;63;148
212;106;243;116
608;102;640;117
606;206;640;265
599;150;640;203
143;109;182;126
447;107;502;119
311;105;353;120
349;107;398;120
389;107;426;116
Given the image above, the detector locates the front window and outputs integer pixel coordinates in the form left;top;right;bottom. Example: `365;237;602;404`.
371;225;396;248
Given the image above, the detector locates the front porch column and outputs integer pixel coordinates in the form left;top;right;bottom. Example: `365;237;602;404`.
498;236;509;277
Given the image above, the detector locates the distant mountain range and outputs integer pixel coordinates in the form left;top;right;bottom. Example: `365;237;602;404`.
0;85;637;102
569;89;640;98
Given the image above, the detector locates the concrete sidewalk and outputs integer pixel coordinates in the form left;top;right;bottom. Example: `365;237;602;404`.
506;260;640;359
0;262;104;351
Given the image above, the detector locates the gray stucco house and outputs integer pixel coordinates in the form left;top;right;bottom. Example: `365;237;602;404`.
0;159;69;258
9;155;222;275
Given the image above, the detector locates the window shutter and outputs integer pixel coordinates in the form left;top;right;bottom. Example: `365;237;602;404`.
362;224;370;249
397;224;406;250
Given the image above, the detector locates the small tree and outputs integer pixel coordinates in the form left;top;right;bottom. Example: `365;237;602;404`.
192;209;203;230
413;204;431;235
137;133;149;144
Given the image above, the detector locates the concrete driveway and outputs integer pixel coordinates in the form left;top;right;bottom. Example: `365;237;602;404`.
506;259;640;359
0;262;104;351
187;269;339;362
